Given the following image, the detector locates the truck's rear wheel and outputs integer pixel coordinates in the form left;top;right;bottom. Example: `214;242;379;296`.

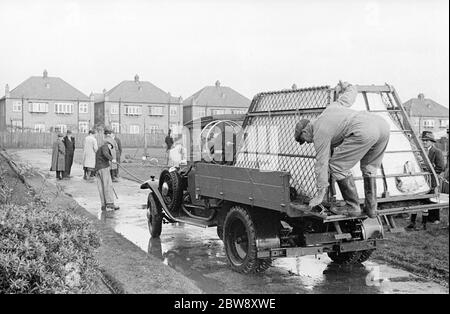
357;249;374;263
147;193;163;238
223;206;272;274
327;251;362;265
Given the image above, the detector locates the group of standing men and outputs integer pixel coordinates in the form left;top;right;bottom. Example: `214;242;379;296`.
50;127;122;211
50;130;76;180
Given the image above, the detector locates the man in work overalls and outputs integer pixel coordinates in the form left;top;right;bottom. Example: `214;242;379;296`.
294;83;390;217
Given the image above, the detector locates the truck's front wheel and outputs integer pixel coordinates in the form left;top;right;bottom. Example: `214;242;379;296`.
147;193;163;238
223;206;272;274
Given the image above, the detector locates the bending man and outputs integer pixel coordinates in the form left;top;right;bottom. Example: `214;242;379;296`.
294;82;390;217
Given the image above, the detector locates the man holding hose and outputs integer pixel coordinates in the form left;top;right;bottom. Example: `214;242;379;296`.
95;127;120;211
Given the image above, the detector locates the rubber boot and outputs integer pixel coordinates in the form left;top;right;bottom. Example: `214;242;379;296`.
406;214;418;230
83;169;88;180
336;175;362;217
363;176;378;218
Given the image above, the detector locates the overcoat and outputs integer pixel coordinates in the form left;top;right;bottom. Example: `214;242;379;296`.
50;140;65;171
83;135;98;168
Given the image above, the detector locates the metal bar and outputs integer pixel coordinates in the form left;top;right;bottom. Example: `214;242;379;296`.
322;201;448;223
352;172;431;180
377;193;439;203
247;108;325;117
384;150;421;153
241;151;315;159
390;130;413;133
368;109;402;113
355;85;392;93
362;92;370;111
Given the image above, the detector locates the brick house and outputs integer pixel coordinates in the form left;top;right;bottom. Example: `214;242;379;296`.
0;70;94;133
403;93;449;137
182;80;251;125
94;75;182;134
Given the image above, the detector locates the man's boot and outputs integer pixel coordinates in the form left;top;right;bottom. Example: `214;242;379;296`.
406;214;417;230
335;175;362;217
363;176;378;218
83;169;88;180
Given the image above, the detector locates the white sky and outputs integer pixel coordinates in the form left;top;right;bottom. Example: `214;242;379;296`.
0;0;448;106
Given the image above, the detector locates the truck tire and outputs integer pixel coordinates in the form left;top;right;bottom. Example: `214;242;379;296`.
159;169;182;214
147;193;163;238
223;206;272;274
327;251;362;265
357;249;374;263
217;226;223;240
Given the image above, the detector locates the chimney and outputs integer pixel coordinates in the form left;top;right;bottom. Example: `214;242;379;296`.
43;69;48;79
102;88;107;94
134;74;139;83
89;92;95;102
292;83;298;90
418;93;425;100
215;80;221;87
5;84;10;98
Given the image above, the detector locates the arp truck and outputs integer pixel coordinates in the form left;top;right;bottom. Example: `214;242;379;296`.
141;84;449;273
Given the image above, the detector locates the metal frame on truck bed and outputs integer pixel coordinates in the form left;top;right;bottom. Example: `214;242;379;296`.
141;84;449;273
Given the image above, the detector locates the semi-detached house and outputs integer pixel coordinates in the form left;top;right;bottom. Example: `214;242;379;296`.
0;70;94;133
94;75;182;134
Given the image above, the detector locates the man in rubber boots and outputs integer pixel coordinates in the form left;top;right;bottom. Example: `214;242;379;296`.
294;82;390;217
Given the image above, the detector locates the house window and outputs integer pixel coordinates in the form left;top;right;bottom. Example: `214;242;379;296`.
211;109;225;115
194;107;206;118
29;102;48;113
170;106;178;116
12;101;22;112
34;124;46;133
125;105;142;116
423;120;435;128
129;125;140;134
55;102;74;114
231;109;246;114
440;119;449;128
79;102;89;114
111;122;120;133
148;125;160;133
111;104;119;114
55;124;67;133
79;121;89;133
149;106;164;116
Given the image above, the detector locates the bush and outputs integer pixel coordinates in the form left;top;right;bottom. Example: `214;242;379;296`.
0;202;101;293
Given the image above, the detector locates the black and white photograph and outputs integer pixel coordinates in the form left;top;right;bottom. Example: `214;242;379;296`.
0;0;448;302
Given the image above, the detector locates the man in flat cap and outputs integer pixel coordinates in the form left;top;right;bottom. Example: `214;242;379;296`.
407;131;445;229
294;82;390;217
94;127;119;211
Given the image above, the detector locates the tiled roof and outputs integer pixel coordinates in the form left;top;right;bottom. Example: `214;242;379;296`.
183;82;251;108
104;79;180;104
7;75;89;101
404;94;449;118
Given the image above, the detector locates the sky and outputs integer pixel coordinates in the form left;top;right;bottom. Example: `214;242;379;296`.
0;0;448;106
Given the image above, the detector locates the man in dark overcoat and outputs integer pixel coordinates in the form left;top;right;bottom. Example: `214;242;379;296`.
63;130;76;179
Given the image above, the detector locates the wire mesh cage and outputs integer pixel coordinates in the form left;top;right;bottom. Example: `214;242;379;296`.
236;86;332;199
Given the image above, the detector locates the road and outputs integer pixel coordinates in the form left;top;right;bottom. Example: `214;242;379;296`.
11;149;449;294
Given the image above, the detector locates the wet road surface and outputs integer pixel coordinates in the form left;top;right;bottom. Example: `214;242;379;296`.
13;149;449;294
